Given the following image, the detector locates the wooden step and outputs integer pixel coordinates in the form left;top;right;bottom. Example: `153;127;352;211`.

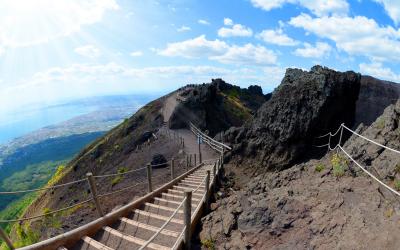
173;186;205;194
82;236;114;250
120;217;179;237
57;247;68;250
133;209;184;224
153;197;197;208
168;189;203;197
162;193;200;201
177;182;206;189
181;179;203;184
145;202;184;213
103;226;170;250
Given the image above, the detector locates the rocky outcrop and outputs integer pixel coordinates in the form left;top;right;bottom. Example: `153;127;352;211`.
228;66;361;170
169;79;269;136
355;76;400;127
199;101;400;250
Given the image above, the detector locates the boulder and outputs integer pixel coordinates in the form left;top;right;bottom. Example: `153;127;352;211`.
151;154;168;168
228;65;361;170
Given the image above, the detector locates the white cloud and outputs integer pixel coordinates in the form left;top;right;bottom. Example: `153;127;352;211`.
289;14;400;61
74;45;101;58
198;19;210;25
158;35;277;65
0;63;278;117
157;35;228;58
177;26;191;32
130;51;143;57
211;44;277;65
263;66;286;85
374;0;400;25
0;0;119;49
359;62;400;82
218;24;253;37
224;18;234;26
257;29;299;46
250;0;349;16
293;42;332;58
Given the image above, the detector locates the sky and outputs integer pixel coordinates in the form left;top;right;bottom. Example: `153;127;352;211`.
1;0;400;120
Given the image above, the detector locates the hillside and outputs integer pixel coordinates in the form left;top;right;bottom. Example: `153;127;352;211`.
5;80;266;248
4;66;400;249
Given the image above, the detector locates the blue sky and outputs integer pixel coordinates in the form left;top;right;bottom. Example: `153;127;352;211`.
1;0;400;120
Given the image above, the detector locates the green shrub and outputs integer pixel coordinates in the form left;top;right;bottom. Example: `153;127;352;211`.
394;179;400;191
13;223;40;248
201;238;215;250
331;154;347;177
315;164;325;172
395;163;400;174
376;118;385;129
111;167;128;186
111;176;123;186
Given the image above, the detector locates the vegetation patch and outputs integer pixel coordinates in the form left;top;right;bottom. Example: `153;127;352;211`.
315;163;325;172
111;167;128;186
331;153;347;177
394;179;400;191
201;238;216;250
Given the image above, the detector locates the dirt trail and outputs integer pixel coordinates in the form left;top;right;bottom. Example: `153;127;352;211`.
161;91;218;162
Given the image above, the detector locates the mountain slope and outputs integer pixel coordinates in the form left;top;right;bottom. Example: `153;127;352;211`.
8;80;266;247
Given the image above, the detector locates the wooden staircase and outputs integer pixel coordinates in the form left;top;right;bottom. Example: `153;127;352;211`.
65;164;215;250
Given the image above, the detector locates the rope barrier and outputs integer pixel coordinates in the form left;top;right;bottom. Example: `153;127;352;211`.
0;198;93;223
93;166;147;179
97;180;147;198
339;145;400;197
314;123;400;200
342;124;400;154
0;178;87;195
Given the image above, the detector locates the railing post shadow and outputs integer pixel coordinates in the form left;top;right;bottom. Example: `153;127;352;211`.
146;163;153;192
184;191;192;250
86;172;104;217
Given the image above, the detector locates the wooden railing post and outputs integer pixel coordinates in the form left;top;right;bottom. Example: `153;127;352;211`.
146;164;153;192
171;158;175;180
0;227;14;250
182;138;185;148
204;170;210;212
186;155;189;171
194;154;197;166
86;172;104;217
198;136;202;164
184;191;192;250
189;154;192;167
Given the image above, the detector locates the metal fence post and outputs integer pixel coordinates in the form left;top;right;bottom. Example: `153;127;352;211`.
146;164;153;192
204;170;210;212
184;191;192;250
0;228;14;250
171;158;175;181
86;172;104;217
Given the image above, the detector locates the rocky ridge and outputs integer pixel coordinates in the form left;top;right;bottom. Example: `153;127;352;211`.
226;65;361;171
